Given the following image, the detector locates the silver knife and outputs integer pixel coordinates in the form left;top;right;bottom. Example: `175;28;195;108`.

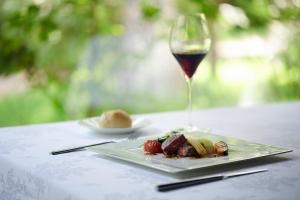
157;168;268;192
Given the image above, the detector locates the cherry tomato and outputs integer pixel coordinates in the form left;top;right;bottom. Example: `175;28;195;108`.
144;140;163;154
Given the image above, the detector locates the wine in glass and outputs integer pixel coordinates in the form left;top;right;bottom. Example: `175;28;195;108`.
169;13;211;130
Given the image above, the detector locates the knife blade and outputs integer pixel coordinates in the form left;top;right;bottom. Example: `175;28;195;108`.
224;168;268;179
157;168;268;192
50;141;115;155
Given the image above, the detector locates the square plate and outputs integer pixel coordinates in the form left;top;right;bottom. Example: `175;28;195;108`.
89;131;292;173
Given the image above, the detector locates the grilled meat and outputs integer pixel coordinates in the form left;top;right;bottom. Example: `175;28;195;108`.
161;134;187;156
177;143;198;157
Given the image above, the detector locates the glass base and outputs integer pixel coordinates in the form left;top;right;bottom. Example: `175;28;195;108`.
184;125;199;132
180;126;211;134
168;127;211;135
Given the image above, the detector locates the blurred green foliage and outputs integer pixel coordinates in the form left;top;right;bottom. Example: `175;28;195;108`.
140;0;160;20
0;81;68;126
0;0;126;76
265;28;300;101
0;0;299;126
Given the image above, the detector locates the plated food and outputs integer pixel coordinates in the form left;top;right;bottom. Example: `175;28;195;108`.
143;130;228;158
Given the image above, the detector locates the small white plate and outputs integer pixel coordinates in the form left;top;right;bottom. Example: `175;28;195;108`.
79;117;151;134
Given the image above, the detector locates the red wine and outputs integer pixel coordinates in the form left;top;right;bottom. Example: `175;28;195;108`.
172;52;207;78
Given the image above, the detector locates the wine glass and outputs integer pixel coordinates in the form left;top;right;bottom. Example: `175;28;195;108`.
169;13;211;131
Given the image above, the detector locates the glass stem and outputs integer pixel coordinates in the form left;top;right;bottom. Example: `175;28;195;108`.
185;75;193;128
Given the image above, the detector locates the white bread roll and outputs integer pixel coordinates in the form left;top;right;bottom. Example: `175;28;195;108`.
99;110;132;128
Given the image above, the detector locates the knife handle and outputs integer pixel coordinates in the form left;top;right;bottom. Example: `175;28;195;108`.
157;175;223;192
51;147;85;155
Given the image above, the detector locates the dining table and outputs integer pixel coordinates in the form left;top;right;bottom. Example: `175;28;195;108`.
0;101;299;200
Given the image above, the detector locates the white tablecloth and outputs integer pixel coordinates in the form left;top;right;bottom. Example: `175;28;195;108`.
1;102;300;200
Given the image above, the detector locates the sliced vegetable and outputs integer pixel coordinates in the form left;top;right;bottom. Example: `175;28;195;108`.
186;137;208;157
198;139;214;154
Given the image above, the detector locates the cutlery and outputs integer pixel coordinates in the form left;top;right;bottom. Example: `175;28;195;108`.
50;141;115;155
157;168;268;192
